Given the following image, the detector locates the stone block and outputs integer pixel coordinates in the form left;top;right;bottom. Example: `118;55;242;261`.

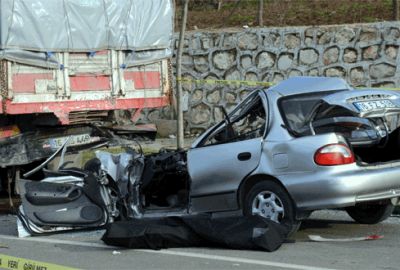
386;46;398;60
370;63;396;79
203;74;219;91
350;68;365;83
318;32;331;45
213;51;235;70
278;54;294;70
305;37;313;44
362;45;379;60
289;70;302;78
225;92;236;102
324;67;345;79
241;55;253;69
322;47;339;65
223;35;235;47
191;38;199;50
386;28;400;40
343;48;357;63
238;34;259;50
256;52;276;70
193;55;209;73
299;49;318;65
335;28;355;45
308;68;319;77
201;38;212;50
148;110;161;122
192;89;203;103
214;107;223;122
273;73;284;83
182;74;195;92
285;35;301;49
155;120;178;136
190;103;211;125
207;90;221;104
359;27;377;42
225;68;241;90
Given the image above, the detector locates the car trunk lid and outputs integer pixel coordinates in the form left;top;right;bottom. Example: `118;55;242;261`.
317;89;400;118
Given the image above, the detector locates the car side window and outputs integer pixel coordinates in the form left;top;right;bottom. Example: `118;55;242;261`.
201;92;267;146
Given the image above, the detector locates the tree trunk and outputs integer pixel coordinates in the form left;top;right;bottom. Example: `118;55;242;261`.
394;0;399;21
176;0;189;150
258;0;263;27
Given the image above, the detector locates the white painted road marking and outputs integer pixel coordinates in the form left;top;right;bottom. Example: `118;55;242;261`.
0;234;336;270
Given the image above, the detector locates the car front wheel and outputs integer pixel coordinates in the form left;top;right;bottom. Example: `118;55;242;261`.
345;204;395;224
243;180;300;237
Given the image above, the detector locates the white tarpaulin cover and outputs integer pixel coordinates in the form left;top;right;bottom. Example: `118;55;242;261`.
1;0;174;52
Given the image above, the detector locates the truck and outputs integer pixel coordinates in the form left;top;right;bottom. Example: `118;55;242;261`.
0;0;174;203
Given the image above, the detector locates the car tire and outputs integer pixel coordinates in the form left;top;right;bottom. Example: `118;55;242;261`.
243;180;300;238
345;204;395;224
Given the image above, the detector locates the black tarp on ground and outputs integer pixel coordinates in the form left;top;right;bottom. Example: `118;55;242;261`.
101;215;292;252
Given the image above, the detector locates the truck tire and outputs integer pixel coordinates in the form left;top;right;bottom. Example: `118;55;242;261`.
243;180;300;238
345;204;395;224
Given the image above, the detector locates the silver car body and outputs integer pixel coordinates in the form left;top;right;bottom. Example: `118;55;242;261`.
188;76;400;218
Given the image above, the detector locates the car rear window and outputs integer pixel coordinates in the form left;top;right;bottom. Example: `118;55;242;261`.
279;90;346;133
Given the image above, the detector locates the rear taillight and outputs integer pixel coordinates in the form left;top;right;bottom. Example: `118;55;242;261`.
314;144;355;166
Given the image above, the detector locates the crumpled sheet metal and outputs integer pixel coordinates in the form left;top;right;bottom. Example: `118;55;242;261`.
101;216;292;252
95;151;134;198
0;0;174;52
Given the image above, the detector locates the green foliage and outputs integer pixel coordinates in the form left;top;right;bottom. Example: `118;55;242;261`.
352;4;366;10
315;10;331;17
228;15;257;23
362;17;378;22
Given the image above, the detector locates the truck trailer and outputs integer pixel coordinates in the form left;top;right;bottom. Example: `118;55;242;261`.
0;0;174;200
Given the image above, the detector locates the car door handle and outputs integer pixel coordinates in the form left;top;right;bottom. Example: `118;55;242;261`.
238;152;251;161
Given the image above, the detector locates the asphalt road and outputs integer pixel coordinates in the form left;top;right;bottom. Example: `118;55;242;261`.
0;210;398;270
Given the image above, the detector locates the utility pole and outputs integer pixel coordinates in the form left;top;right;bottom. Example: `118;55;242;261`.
176;0;189;150
258;0;263;27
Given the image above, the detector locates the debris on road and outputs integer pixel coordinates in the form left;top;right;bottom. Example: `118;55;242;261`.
112;251;121;255
308;234;384;242
101;216;292;252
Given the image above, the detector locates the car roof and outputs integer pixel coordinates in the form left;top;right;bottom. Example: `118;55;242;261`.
266;76;351;96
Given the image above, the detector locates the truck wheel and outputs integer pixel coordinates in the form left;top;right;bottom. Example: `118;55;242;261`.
243;180;300;238
345;204;395;224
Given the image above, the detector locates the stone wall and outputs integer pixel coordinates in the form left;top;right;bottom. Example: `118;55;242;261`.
131;22;400;135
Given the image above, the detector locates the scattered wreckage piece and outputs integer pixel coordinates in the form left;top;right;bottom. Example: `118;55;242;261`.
0;124;110;168
108;124;158;141
308;235;383;242
101;216;292;252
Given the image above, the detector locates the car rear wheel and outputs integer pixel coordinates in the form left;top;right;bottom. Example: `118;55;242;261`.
345;204;395;224
243;180;300;238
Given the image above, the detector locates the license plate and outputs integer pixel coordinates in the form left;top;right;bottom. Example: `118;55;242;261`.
50;134;100;149
353;100;396;111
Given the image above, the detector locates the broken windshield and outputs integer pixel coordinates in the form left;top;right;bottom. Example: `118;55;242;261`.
279;90;347;134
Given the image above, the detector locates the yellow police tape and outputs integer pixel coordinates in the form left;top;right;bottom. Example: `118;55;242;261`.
0;254;80;270
176;78;400;91
176;78;276;86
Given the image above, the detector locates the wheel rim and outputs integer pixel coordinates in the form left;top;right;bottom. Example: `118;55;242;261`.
252;191;284;223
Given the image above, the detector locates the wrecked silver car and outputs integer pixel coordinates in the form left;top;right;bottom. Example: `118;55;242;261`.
16;77;400;237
